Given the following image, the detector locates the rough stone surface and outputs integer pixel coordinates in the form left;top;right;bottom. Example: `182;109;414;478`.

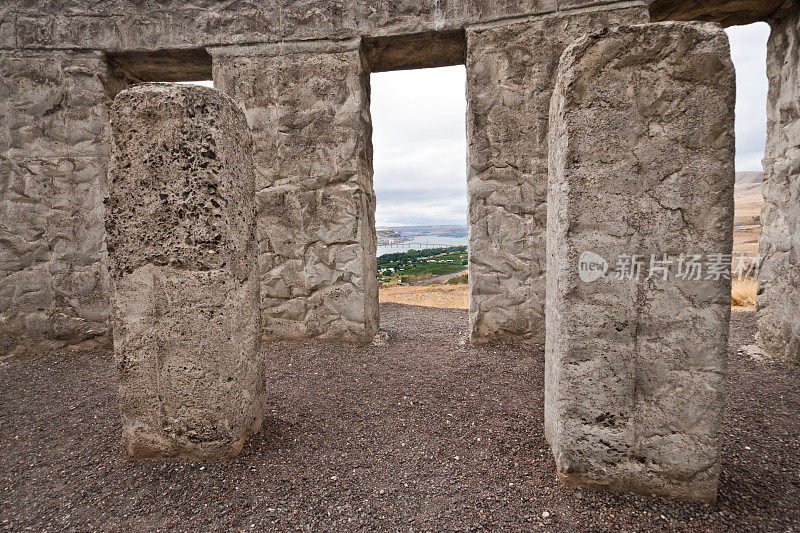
465;6;648;342
0;50;112;358
213;44;378;341
3;1;783;54
106;84;264;459
758;1;800;365
546;22;735;502
1;0;563;53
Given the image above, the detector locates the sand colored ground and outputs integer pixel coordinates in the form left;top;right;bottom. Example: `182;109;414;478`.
379;284;468;309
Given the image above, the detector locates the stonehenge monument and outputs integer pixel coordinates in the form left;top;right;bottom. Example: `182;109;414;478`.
106;84;264;459
546;22;735;502
0;0;797;502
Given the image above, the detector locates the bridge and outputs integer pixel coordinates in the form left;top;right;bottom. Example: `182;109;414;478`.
377;242;462;250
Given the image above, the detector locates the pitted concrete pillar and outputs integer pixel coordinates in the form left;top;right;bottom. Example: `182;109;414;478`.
212;42;378;342
546;23;735;502
464;6;648;342
758;1;800;364
107;84;264;460
0;51;112;357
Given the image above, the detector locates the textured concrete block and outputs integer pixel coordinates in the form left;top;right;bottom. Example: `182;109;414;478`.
465;6;648;342
107;84;264;459
757;2;800;364
213;44;378;341
546;22;735;502
0;51;111;358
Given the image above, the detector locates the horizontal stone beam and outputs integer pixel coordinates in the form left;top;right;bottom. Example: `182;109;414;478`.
649;0;785;26
363;30;465;72
1;1;654;54
106;48;212;83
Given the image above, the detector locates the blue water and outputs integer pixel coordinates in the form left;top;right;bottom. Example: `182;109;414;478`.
377;235;467;256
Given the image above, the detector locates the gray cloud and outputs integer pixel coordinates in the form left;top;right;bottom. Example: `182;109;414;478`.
371;66;467;226
726;22;770;172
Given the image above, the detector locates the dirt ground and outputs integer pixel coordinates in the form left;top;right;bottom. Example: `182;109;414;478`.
1;305;798;531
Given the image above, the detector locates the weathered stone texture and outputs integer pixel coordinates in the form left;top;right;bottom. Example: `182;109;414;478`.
758;2;800;364
465;6;649;342
212;45;378;341
546;22;734;502
107;84;264;459
0;51;111;357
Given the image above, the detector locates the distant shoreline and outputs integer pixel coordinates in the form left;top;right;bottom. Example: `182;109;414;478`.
376;225;468;246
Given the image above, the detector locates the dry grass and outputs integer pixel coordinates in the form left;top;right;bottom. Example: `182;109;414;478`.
379;284;468;309
732;277;758;309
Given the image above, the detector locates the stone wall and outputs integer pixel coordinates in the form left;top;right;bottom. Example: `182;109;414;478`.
465;5;648;342
107;84;264;459
758;1;800;364
1;1;647;53
546;22;735;502
212;43;378;341
0;50;112;357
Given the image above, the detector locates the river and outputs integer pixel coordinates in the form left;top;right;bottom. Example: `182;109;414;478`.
377;235;468;256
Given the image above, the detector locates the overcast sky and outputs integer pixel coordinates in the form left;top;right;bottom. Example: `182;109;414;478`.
371;22;771;227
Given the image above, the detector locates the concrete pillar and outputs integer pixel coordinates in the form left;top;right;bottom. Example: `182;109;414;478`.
0;51;112;357
464;5;648;342
211;41;378;342
546;22;735;502
758;1;800;364
107;84;264;460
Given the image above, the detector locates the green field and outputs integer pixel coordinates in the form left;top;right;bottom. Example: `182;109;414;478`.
377;246;467;283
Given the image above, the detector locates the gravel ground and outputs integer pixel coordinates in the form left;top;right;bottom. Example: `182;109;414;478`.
1;305;798;531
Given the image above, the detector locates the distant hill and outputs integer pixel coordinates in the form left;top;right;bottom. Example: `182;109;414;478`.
375;228;406;245
735;171;763;185
735;172;763;200
376;225;467;245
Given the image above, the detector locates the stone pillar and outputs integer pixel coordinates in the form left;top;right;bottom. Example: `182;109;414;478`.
0;51;112;357
211;41;378;342
758;1;800;364
464;5;648;342
107;84;264;460
546;23;735;502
